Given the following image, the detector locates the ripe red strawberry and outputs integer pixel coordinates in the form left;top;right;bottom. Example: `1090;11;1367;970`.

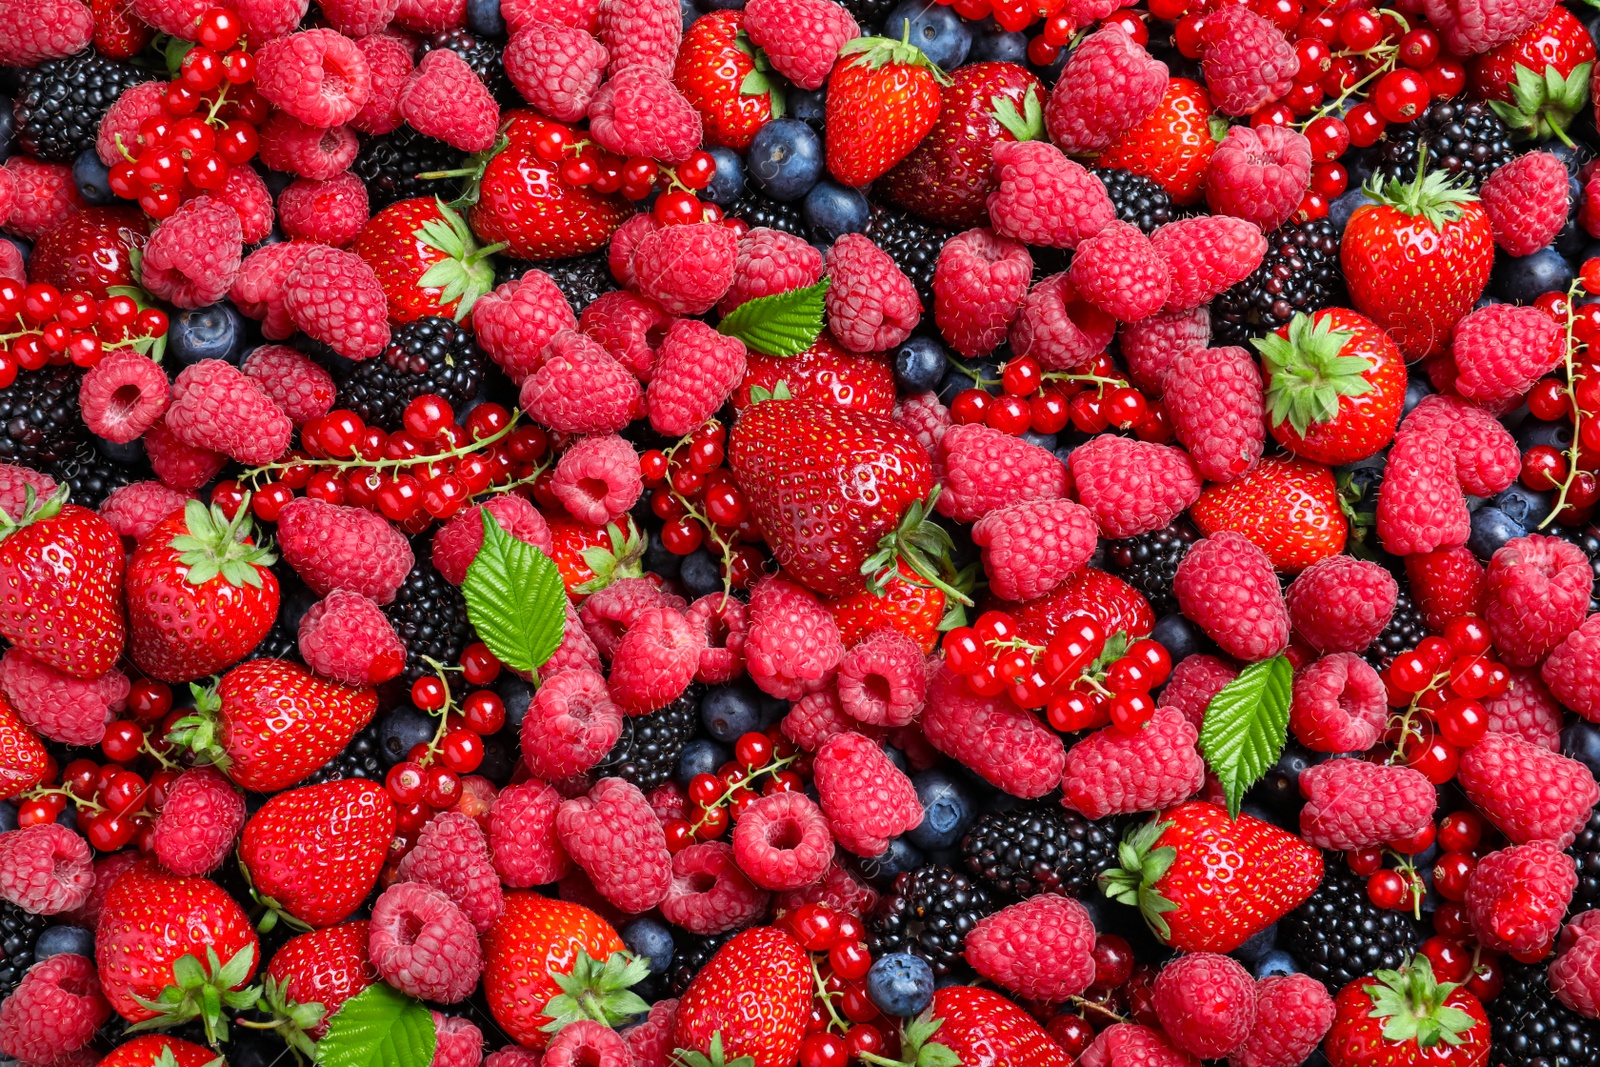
167;659;378;792
239;780;395;932
1190;455;1348;573
825;559;947;653
1469;4;1596;142
824;30;948;188
544;513;645;597
1254;308;1407;467
1341;167;1495;360
98;1036;218;1067
1095;77;1218;206
263;921;377;1053
0;693;48;800
0;490;125;680
671;926;812;1067
1006;567;1155;647
879;61;1045;228
28;206;150;300
1099;801;1324;953
482;893;626;1049
353;198;503;324
926;986;1074;1067
1325;957;1491;1067
126;500;280;683
673;10;779;152
90;0;153;57
732;331;897;416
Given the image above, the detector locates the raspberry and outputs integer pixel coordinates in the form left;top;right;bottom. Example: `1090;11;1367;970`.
433;496;553;586
1422;0;1556;55
256;30;375;129
987;141;1116;250
233;242;315;340
1198;5;1297;116
0;465;56;521
596;0;680;75
1465;840;1574;956
520;668;624;780
835;629;926;727
1452;302;1565;407
1068;220;1171;323
822;234;920;353
964;894;1096;1002
297;589;406;686
472;270;580;385
149;766;245;878
1456;732;1598;848
607;212;658;289
892;391;952;462
545;1020;631;1067
368;881;483;1003
1;158;83;242
1008;272;1118;371
1068;435;1202;539
1150;214;1267;312
552;434;642;527
1229;974;1335;1067
624;999;679;1067
646;319;748;437
96;81;166;166
587;67;702;166
923;664;1065;797
0;0;94;66
582;290;669;380
0;823;94;914
1552;910;1600;1021
214;165;275;244
1485;665;1562;751
241;344;336;425
632;222;738;316
257;113;360;180
227;0;308;40
1484;534;1593;667
78;350;169;445
581;578;686;659
1161;653;1237;728
1172;532;1289;663
1288;653;1386;754
400;48;500;152
0;243;19;286
686;593;747;684
544;600;603;679
1060;707;1206;819
1081;1023;1196;1067
504;21;608;123
722;227;824;317
141;197;244;310
1162;345;1264;481
729;791;834;891
936;423;1068;522
0;954;107;1064
782;688;873;752
285;244;392;360
395;0;465;33
1151;952;1254;1060
1285;556;1398;654
1204;124;1311;233
931;228;1033;359
278;172;369;247
1121;306;1211;396
397;811;505;934
1545;615;1600;722
557;777;673;913
1398;395;1520;498
1296;758;1436;851
1044;26;1168;154
745;575;844;701
1478;150;1569;256
164;359;294;465
660;841;770;935
431;1014;484;1067
742;0;858;90
504;0;599;31
607;607;704;714
1375;430;1469;557
519;330;643;434
971;498;1097;602
145;418;227;492
487;779;572;887
276;496;415;604
813;730;922;857
351;32;412;135
0;649;126;747
323;0;401;36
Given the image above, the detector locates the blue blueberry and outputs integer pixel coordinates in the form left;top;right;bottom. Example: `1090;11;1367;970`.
1402;374;1435;417
678;549;722;598
882;744;911;775
380;704;437;765
73;150;114;206
701;0;746;9
885;2;971;70
677;738;730;785
34;925;94;960
476;732;516;786
644;529;684;581
804;180;871;241
701;683;763;742
0;802;16;833
907;769;975;851
466;0;507;36
891;336;947;393
790;87;827;129
1253;949;1300;979
1020;430;1056;451
1256;742;1318;820
858;837;925;882
622;917;676;974
680;0;700;30
967;17;1028;63
1564;720;1600;778
1467;506;1527;562
1151;612;1203;665
745;119;824;202
1517;415;1573;452
56;801;78;829
1231;923;1277;965
1491;247;1573;305
171;304;245;365
1328;187;1376;234
704;146;745;206
1491;482;1554;532
497;675;536;733
866;953;936;1018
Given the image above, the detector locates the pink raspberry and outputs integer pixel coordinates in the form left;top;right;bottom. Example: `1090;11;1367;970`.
646;319;748;437
1545;615;1600;722
0;953;107;1064
1121;306;1211;395
0;0;94;67
1150;214;1267;312
256;30;374;128
431;1014;484;1067
400;48;500;152
775;858;880;916
0;465;55;521
1172;532;1288;663
587;67;701;166
687;593;747;685
1422;0;1556;55
1398;395;1520;498
213;160;275;244
487;779;571;887
1288;653;1386;753
607;211;657;288
323;0;401;36
1485;665;1562;751
932;228;1032;359
141;197;244;309
78;350;169;444
368;881;482;1003
1198;5;1298;116
257;113;360;180
145;418;227;493
285;244;391;360
1552;909;1600;1019
624;998;679;1067
893;390;952;459
582;290;668;381
1457;732;1598;848
1485;534;1593;666
1297;759;1436;851
987;141;1116;250
149;766;245;877
544;599;604;679
742;0;859;90
730;791;834;891
472;270;579;385
1044;26;1168;153
835;629;926;728
782;688;874;753
519;330;642;434
1466;840;1575;956
241;344;336;424
1375;430;1469;556
164;359;293;465
395;0;465;32
823;234;920;353
1068;220;1171;323
813;731;922;857
923;664;1065;797
1151;952;1254;1060
660;841;769;935
432;496;553;586
556;777;673;913
1204;125;1311;233
723;227;825;317
0;173;12;234
745;576;844;701
1008;272;1117;372
397;811;505;934
227;0;308;40
97;479;187;544
96;81;166;166
936;423;1068;522
1285;556;1398;654
0;649;126;747
0;823;94;914
1452;302;1564;406
1229;975;1335;1067
520;668;623;780
631;222;737;316
580;578;686;660
1060;707;1206;819
971;498;1097;602
504;22;608;122
1068;435;1202;539
1162;344;1263;481
233;242;314;340
1479;149;1569;256
965;894;1096;1002
277;172;369;247
351;32;413;135
1161;653;1237;728
505;0;600;33
296;589;406;686
1;158;82;242
552;434;641;527
125;0;205;37
596;0;679;75
607;607;704;714
545;1021;631;1067
275;496;414;604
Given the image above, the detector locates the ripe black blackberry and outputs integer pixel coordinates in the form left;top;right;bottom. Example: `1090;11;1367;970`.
243;611;301;664
868;866;993;978
666;930;732;996
384;563;472;688
15;51;154;164
0;364;86;468
1104;520;1198;617
355;129;468;211
865;204;955;308
1375;99;1514;189
726;191;807;239
0;900;47;1000
50;440;143;511
1363;587;1428;670
420;30;518;107
499;252;618;312
304;719;387;786
337;316;484;432
1570;808;1600;912
592;686;700;791
1490;961;1600;1067
1554;524;1600;614
1212;217;1345;347
960;806;1118;899
1091;168;1174;234
837;0;897;29
1278;858;1422;991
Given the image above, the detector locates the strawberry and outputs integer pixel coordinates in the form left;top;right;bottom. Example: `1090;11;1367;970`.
732;331;897;416
1006;567;1155;648
824;29;948;188
825;559;947;653
673;10;780;152
90;0;154;57
262;922;377;1054
28;206;150;300
126;499;280;684
1253;308;1407;467
1190;455;1348;573
544;513;646;597
1095;77;1218;206
1099;801;1324;953
1469;4;1596;143
481;893;627;1049
1341;166;1495;360
238;780;395;932
1325;956;1491;1067
880;61;1045;229
0;693;48;800
0;488;125;680
922;986;1074;1067
98;1036;219;1067
167;659;378;792
353;198;503;324
670;926;812;1067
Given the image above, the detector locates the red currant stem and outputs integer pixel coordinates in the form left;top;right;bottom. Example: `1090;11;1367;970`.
1039;371;1125;392
1537;279;1585;530
22;785;109;816
662;423;742;602
239;412;519;485
1384;669;1447;765
415;656;462;769
114;133;138;164
202;81;232;126
1296;44;1399;131
470;457;550;503
808;956;851;1034
1066;994;1128;1025
140;734;181;772
945;360;998;389
686;752;798;834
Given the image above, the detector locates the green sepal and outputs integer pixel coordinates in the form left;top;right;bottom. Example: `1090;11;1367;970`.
418;134;511;209
1253;311;1372;438
411;199;505;321
168;497;275;589
246;975;326;1060
735;34;787;118
836;22;952;85
674;1034;758;1067
237;857;311;935
990;86;1043;143
743;380;794;405
859;487;973;608
1098;818;1180;942
127;945;261;1047
539;950;652;1036
1364;153;1480;230
0;483;68;541
1365;956;1480;1049
571;518;647;598
716;279;829;357
164;681;231;773
1490;62;1591;144
1086;631;1130;675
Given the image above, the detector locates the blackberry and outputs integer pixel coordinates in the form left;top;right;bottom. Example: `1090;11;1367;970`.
384;563;472;688
0;900;46;1000
1212;217;1344;347
354;128;468;211
1278;858;1422;991
592;686;700;791
498;251;618;312
960;806;1119;899
1375;99;1514;189
1363;587;1427;670
1554;524;1600;614
1104;520;1198;617
0;364;86;468
303;719;387;786
50;440;143;511
1570;808;1600;913
242;610;300;664
15;51;153;164
666;930;732;996
868;865;993;978
837;0;897;30
337;316;484;432
1091;168;1174;234
1490;961;1600;1067
726;191;807;239
865;204;955;308
420;30;518;107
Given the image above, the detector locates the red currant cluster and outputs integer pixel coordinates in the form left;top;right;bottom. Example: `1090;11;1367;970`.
1517;276;1600;527
949;355;1170;442
0;279;170;384
640;419;768;591
769;903;887;1067
667;729;804;849
1378;615;1507;784
1040;932;1140;1058
108;9;264;220
528;123;722;224
941;609;1173;734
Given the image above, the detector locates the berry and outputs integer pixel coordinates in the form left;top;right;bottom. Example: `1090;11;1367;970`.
1150;213;1268;312
148;766;245;878
1479;150;1570;256
0;952;107;1063
931;228;1033;359
823;234;920;354
1229;974;1336;1067
937;422;1069;523
1297;758;1437;852
399;48;501;153
971;498;1097;603
1151;952;1255;1059
965;893;1096;1002
835;628;926;727
337;316;484;433
660;841;769;935
1484;534;1592;667
284;245;392;361
15;52;153;166
1060;707;1206;818
1162;344;1264;483
504;21;608;123
141;197;244;311
1068;220;1170;323
256;30;375;129
368;881;483;1003
297;589;406;687
1171;531;1289;662
867;866;992;978
587;67;702;166
1286;555;1398;654
1044;26;1168;154
1196;5;1298;117
277;496;415;605
1457;731;1598;848
1465;840;1575;957
813;730;922;858
520;667;624;780
557;777;673;913
987;140;1116;251
1451;303;1564;409
164;359;293;465
396;810;504;934
1374;99;1513;189
646;319;748;438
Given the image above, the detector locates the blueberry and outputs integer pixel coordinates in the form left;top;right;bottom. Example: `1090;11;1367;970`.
1253;949;1300;979
678;549;722;598
680;0;700;30
745;119;824;202
677;738;730;785
967;17;1028;63
858;837;925;882
1555;214;1588;261
1328;188;1376;234
704;146;745;206
496;675;536;733
789;88;827;129
1402;374;1435;416
465;0;506;36
34;925;94;960
0;802;16;833
1491;247;1573;305
756;692;789;732
701;0;746;9
1516;416;1572;452
1151;613;1203;664
1231;922;1277;965
891;336;947;393
884;1;972;70
701;683;763;742
1567;720;1600;778
907;769;975;851
56;801;78;829
380;704;437;765
1467;505;1527;562
622;917;675;974
476;731;516;785
866;953;936;1018
170;303;245;365
1256;742;1318;816
73;150;114;206
804;180;871;241
882;744;911;775
644;529;683;581
1020;430;1056;451
1490;482;1554;532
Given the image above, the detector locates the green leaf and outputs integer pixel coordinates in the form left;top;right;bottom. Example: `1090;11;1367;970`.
315;983;436;1067
461;511;567;676
1198;656;1293;818
716;279;829;357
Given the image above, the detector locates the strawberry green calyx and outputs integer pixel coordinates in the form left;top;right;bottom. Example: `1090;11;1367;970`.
572;519;647;596
674;1033;757;1067
1363;956;1480;1048
837;22;952;86
861;488;973;607
0;484;68;538
540;950;653;1036
417;133;511;207
1363;151;1479;230
990;87;1043;143
128;945;262;1047
165;683;232;774
235;856;312;934
1490;62;1591;146
1098;818;1181;941
735;32;787;118
856;1015;959;1067
743;380;794;406
412;199;506;322
236;976;325;1058
169;499;276;588
1253;312;1372;439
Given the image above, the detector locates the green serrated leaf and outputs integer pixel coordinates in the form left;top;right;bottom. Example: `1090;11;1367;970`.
315;983;436;1067
716;279;829;357
1199;655;1293;817
461;511;567;676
